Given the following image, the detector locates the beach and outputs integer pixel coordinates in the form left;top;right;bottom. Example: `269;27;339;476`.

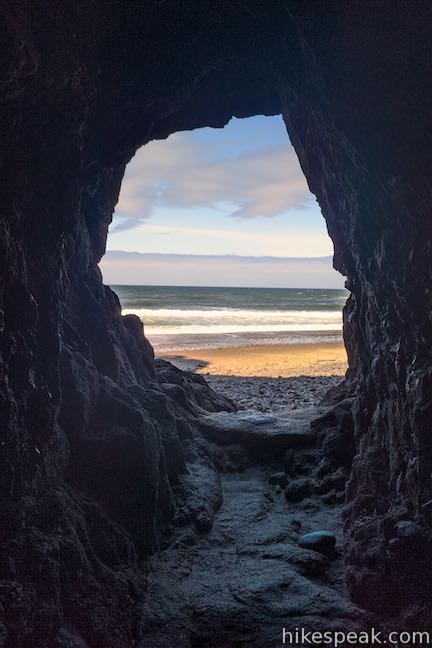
162;341;346;378
161;341;347;413
114;285;348;411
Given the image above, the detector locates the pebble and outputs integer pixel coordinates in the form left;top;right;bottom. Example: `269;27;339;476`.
204;375;342;414
396;520;417;538
284;478;312;502
269;471;289;487
298;530;336;556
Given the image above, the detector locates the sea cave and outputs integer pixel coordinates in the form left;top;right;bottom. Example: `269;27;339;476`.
2;2;432;646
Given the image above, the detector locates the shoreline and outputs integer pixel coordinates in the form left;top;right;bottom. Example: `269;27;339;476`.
160;340;347;378
148;328;343;354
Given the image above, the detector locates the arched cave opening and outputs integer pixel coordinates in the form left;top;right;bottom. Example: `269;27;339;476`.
99;114;347;393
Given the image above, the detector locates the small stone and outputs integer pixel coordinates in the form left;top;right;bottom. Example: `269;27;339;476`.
316;476;334;495
284;478;312;502
396;520;416;538
317;467;348;494
298;530;336;556
195;513;212;533
330;467;348;490
173;530;197;548
316;457;332;478
269;471;288;487
321;489;338;505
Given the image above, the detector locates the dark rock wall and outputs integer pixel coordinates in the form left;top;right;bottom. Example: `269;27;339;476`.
278;5;432;615
1;1;432;644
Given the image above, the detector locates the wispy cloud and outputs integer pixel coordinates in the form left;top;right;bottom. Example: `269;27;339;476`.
113;122;313;232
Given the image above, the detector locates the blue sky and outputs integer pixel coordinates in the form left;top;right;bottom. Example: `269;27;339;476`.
101;115;343;287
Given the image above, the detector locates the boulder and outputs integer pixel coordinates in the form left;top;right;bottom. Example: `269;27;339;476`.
199;409;321;449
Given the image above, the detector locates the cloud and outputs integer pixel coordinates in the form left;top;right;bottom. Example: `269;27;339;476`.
113;120;313;231
99;251;345;289
110;218;145;233
109;222;333;257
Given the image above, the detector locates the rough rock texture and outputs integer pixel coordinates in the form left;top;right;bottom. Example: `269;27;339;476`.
137;460;370;648
133;405;371;647
200;408;321;449
2;1;432;645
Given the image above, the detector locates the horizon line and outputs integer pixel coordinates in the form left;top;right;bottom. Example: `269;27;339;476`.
109;283;347;290
104;250;334;261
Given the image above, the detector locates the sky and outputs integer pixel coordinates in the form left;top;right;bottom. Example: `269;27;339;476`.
100;115;344;288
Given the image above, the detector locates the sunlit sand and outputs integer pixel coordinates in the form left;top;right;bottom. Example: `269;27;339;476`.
161;341;347;378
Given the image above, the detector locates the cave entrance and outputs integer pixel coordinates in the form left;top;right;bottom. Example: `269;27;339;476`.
99;115;347;411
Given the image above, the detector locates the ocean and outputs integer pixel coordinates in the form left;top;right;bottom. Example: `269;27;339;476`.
113;285;347;352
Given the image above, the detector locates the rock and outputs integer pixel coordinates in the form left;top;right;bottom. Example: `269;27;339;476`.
155;359;236;413
321;489;345;506
312;399;355;469
160;382;190;409
195;512;213;534
199;409;320;449
321;489;338;505
318;467;348;494
242;413;276;424
174;461;222;533
260;544;327;578
329;467;348;490
317;477;333;495
211;444;249;473
269;472;288;487
287;448;321;476
315;457;332;478
396;520;417;538
284;478;312;502
298;531;337;556
3;0;432;641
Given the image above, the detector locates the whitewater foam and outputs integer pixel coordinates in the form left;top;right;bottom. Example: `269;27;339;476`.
121;307;342;336
115;285;346;351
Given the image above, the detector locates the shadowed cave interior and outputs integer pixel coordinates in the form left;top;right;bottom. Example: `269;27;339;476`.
2;2;432;647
